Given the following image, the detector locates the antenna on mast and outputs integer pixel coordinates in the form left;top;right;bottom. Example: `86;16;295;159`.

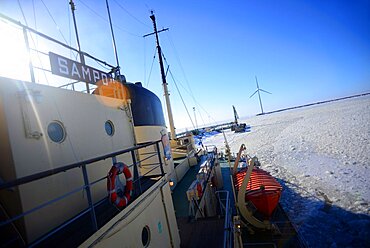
144;11;175;139
250;76;271;114
69;0;89;93
105;0;121;79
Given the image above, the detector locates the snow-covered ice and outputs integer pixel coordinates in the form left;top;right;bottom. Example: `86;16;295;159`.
202;95;370;247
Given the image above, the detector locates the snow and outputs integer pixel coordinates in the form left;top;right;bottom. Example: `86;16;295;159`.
202;95;370;247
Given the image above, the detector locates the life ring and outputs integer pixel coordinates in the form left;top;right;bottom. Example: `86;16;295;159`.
107;162;133;208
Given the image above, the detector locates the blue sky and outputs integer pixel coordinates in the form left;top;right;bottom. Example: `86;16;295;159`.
1;0;369;130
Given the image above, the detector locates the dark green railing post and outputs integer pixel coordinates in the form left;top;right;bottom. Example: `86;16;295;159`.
131;150;142;194
156;142;165;176
81;165;98;231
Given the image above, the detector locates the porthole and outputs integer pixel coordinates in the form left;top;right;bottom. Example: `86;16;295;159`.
105;120;115;136
141;225;150;247
47;121;66;143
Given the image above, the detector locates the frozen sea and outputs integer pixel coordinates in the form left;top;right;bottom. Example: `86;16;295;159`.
202;95;370;247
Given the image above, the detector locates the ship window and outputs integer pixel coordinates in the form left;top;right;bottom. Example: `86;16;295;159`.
141;225;150;247
105;120;115;136
47;121;66;143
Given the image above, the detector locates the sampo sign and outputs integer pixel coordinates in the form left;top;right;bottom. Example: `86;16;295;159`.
49;52;111;85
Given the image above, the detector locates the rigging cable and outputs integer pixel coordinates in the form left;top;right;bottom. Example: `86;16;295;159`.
68;2;72;59
31;0;38;83
196;106;206;127
67;2;78;88
173;76;218;125
40;0;69;44
65;1;118;75
166;33;195;101
67;3;79;61
111;0;151;29
161;52;195;129
167;71;217;126
94;60;111;70
144;37;146;84
167;67;196;130
76;0;141;37
174;79;218;125
17;0;49;85
165;32;214;126
161;47;218;126
143;37;146;84
145;47;157;87
32;0;38;47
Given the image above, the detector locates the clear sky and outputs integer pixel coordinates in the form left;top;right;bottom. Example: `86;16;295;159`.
0;0;369;130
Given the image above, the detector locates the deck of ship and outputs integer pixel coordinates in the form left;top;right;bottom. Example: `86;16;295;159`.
240;204;304;248
172;156;232;247
172;155;305;248
177;217;224;248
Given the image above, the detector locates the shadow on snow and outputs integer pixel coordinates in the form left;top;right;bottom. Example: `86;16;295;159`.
277;179;370;247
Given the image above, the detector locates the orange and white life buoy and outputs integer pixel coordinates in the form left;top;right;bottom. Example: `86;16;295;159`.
107;162;133;208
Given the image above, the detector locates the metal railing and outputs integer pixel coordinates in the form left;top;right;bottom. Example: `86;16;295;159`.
216;190;233;248
0;12;115;92
0;140;166;247
190;149;216;219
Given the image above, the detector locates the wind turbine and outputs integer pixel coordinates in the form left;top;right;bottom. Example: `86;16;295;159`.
250;76;271;114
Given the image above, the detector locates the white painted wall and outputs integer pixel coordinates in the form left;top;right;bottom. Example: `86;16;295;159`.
0;77;135;242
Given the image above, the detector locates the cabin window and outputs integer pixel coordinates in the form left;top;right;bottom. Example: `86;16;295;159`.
141;225;150;247
47;121;66;143
105;120;115;136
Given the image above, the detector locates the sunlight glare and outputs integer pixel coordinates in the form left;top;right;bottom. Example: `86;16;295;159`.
0;20;31;81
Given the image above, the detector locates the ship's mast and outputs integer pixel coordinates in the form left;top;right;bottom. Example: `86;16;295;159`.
69;0;89;93
146;12;176;139
105;0;120;78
